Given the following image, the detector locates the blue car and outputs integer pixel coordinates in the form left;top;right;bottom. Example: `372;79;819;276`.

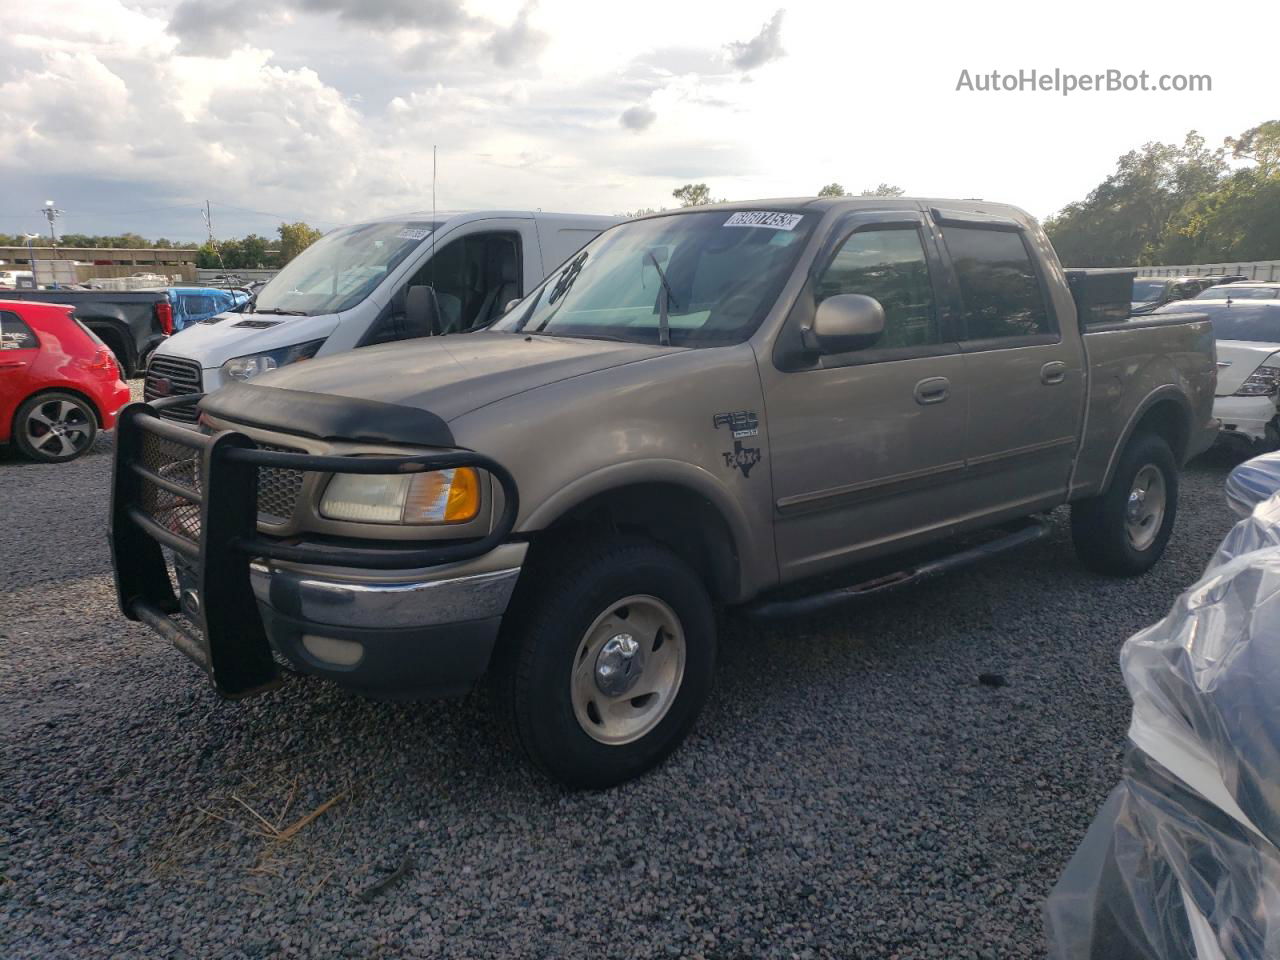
167;287;251;332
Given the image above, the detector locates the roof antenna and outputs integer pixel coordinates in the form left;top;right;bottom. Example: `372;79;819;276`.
429;144;443;335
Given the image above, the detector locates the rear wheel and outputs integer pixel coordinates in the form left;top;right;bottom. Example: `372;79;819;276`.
1071;432;1177;576
492;537;716;789
14;392;98;463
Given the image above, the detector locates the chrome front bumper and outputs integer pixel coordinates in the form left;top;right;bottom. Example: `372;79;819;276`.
248;563;521;628
245;543;527;698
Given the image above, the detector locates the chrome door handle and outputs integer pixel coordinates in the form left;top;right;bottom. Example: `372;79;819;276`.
1040;361;1067;385
913;376;950;405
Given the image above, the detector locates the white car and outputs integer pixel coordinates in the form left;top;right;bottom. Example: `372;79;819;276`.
1158;298;1280;447
145;210;620;420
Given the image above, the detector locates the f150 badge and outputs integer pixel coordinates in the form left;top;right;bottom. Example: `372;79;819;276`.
714;411;761;478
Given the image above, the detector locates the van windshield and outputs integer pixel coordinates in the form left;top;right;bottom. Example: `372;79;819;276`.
492;210;815;346
253;220;440;316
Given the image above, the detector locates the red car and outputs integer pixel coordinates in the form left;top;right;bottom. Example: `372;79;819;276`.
1;300;132;462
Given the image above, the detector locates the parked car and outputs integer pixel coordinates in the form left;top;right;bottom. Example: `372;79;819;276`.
1130;275;1206;315
166;287;251;331
1;300;131;462
143;210;621;421
1194;280;1280;301
1157;298;1280;447
0;269;34;289
112;197;1217;787
0;288;172;377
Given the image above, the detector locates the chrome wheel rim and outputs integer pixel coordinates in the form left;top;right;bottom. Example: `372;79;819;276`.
25;399;92;459
1125;464;1166;551
570;594;686;746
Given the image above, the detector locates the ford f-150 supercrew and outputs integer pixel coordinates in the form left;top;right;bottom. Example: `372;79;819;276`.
110;196;1218;788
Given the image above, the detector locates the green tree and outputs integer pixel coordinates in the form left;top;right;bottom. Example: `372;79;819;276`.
1045;130;1228;266
672;183;714;207
817;183;847;197
277;221;323;264
1225;121;1280;178
860;183;905;197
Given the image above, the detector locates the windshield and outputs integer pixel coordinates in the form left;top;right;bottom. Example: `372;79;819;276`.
253;220;440;316
1197;285;1279;301
1208;307;1280;343
493;210;816;346
1132;279;1168;302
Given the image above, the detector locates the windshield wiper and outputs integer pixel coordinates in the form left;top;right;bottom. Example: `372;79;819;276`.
647;251;678;346
253;307;308;316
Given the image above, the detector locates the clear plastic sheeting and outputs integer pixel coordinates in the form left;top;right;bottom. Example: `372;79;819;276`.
1224;451;1280;519
1045;479;1280;959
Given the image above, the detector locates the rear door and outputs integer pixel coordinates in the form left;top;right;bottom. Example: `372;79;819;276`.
765;211;970;580
934;213;1084;517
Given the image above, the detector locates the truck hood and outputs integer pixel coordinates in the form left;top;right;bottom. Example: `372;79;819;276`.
1215;340;1280;396
154;311;343;368
252;332;679;422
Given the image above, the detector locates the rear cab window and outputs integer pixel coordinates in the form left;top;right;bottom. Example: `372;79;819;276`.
940;225;1056;344
1;311;40;350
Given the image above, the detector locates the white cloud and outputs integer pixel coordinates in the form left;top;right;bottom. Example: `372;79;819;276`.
0;0;1274;240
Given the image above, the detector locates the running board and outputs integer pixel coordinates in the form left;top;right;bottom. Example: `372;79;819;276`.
745;518;1053;620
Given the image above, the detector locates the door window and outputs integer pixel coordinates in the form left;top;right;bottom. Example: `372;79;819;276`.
942;227;1053;340
0;311;39;350
402;232;521;335
815;228;940;349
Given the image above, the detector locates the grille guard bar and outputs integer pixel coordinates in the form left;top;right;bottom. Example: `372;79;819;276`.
109;394;520;698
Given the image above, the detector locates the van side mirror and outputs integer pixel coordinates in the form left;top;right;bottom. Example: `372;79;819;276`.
404;285;440;338
807;294;885;353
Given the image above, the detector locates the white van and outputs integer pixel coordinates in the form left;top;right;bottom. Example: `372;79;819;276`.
145;210;620;417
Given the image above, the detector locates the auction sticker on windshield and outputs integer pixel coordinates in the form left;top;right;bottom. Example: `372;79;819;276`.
396;228;432;240
724;211;804;230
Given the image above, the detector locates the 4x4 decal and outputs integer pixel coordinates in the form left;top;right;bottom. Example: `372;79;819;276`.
714;411;761;478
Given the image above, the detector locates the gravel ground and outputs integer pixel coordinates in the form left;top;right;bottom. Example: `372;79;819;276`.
0;396;1252;959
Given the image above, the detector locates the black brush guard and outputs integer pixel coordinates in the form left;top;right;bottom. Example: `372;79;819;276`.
109;395;519;699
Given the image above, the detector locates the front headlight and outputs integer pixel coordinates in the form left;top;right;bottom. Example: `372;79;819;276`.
1235;364;1280;397
222;339;326;381
319;468;480;524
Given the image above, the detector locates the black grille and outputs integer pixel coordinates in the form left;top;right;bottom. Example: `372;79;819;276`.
145;356;203;422
255;444;306;524
137;433;306;534
139;433;202;542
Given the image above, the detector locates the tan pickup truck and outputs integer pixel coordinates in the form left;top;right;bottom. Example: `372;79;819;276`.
111;197;1218;787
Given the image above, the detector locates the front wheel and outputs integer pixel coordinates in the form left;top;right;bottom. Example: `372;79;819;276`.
1071;432;1178;576
14;392;98;463
492;537;716;789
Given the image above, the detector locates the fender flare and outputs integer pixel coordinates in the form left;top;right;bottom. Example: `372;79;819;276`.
1099;385;1192;492
520;458;764;593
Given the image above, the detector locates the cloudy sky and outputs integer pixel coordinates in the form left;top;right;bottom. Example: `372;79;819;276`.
0;0;1273;242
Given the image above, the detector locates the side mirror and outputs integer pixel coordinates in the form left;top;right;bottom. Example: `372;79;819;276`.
807;294;885;353
404;284;440;338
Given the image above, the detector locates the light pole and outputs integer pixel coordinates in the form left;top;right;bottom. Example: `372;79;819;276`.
41;201;64;288
22;233;40;289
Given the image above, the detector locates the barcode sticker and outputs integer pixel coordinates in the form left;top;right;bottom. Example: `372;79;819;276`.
396;228;431;240
724;211;804;231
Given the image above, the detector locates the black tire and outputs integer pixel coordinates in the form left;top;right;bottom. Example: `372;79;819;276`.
13;392;98;463
1071;431;1178;576
492;536;717;789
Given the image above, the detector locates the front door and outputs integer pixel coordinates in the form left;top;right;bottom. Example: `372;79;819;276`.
764;214;970;582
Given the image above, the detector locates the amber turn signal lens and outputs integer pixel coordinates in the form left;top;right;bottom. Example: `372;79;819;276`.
403;467;480;524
